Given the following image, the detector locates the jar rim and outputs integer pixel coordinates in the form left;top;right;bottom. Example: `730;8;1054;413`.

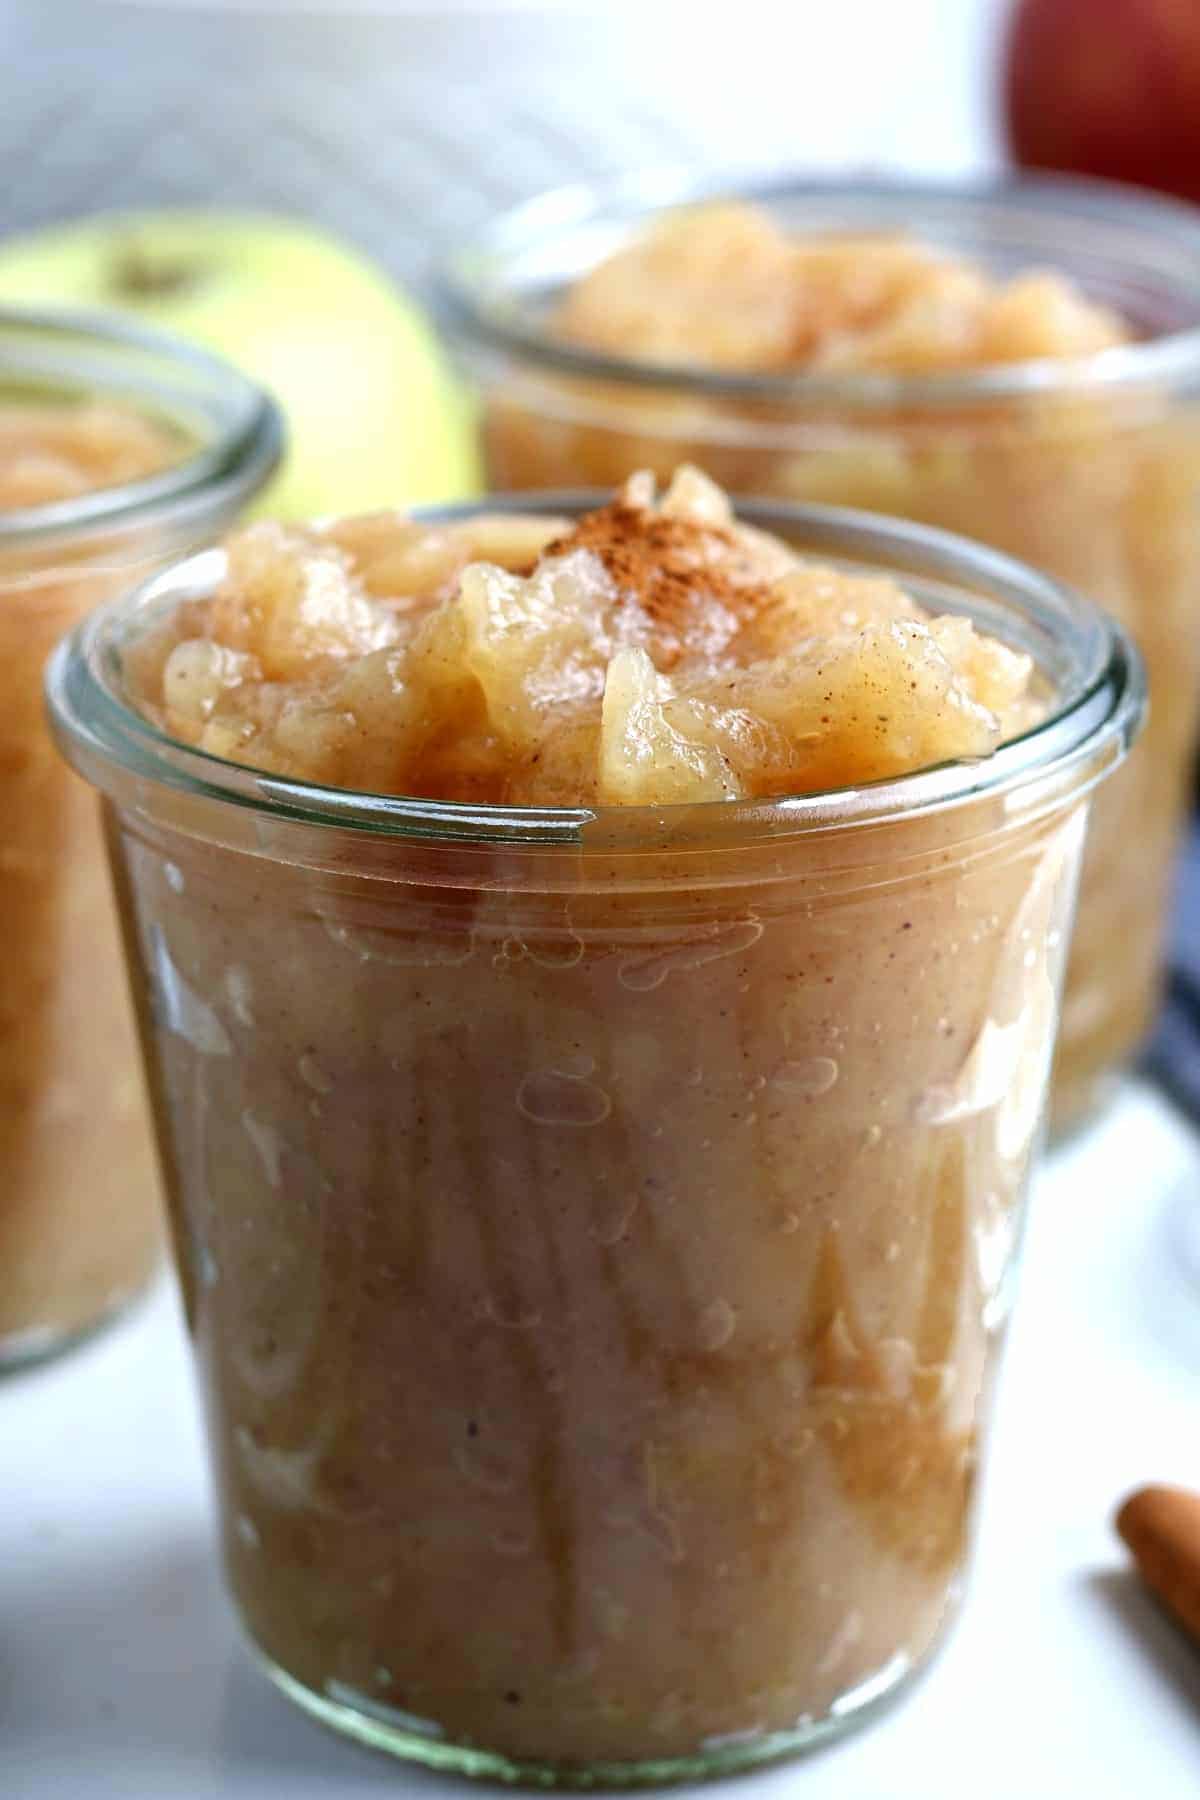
437;169;1200;409
0;302;285;549
46;490;1145;853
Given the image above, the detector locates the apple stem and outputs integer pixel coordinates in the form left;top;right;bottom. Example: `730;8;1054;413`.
110;242;202;302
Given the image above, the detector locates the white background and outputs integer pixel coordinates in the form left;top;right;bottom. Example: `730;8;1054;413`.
0;1;1011;276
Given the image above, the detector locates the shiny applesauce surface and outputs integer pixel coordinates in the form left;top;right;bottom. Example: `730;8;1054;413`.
127;465;1040;805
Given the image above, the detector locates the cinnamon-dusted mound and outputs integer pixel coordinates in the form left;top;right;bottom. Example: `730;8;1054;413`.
540;483;779;666
129;465;1039;806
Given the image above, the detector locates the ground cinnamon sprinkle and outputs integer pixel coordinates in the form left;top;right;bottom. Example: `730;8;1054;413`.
543;500;772;663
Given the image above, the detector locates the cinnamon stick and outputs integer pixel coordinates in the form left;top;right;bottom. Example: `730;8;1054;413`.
1115;1484;1200;1647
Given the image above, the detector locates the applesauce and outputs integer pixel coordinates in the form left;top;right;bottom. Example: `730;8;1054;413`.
0;307;281;1366
443;176;1200;1131
48;470;1139;1778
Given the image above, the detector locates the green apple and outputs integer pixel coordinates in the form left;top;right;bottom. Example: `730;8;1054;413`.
0;210;481;519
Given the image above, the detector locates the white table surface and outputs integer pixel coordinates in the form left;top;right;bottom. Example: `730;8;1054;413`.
3;1078;1198;1800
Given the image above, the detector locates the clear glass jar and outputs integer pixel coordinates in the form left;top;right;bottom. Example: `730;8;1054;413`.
48;494;1140;1781
440;173;1200;1134
0;306;282;1367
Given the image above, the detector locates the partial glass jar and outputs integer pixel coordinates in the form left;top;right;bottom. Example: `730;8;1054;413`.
440;174;1200;1134
0;307;282;1368
48;495;1140;1782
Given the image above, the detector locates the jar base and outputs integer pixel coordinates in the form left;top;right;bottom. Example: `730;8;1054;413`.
250;1641;920;1787
0;1273;156;1375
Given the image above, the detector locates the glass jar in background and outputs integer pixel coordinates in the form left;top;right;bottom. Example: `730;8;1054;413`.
48;496;1140;1780
0;307;282;1367
440;175;1200;1134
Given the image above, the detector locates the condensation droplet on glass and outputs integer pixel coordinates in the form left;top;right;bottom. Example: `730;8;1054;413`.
224;964;254;1028
885;1240;901;1263
151;927;232;1057
324;1683;445;1739
983;1285;1015;1334
591;1194;639;1246
322;918;474;968
618;919;763;992
164;861;185;894
816;1608;863;1676
242;1110;284;1188
913;1362;957;1409
685;1067;704;1088
236;1514;260;1550
641;1508;685;1565
875;1336;917;1397
475;1294;542;1331
778;1211;800;1235
702;1725;768;1754
699;1297;737;1352
198;1244;219;1288
527;934;585;970
251;816;283;854
517;1069;612;1127
911;1084;956;1126
862;1123;883;1149
374;1666;393;1688
298;1053;333;1094
594;1585;632;1640
773;1056;839;1097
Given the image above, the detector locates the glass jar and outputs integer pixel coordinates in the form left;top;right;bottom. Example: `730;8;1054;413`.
440;173;1200;1133
48;494;1140;1781
0;306;282;1367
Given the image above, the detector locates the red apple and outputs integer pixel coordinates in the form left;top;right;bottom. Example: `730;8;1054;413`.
1005;0;1200;203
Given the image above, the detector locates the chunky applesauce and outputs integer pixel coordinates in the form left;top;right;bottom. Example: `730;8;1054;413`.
479;198;1200;1130
0;399;182;1360
553;207;1127;373
130;466;1039;801
0;400;182;508
93;470;1122;1775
